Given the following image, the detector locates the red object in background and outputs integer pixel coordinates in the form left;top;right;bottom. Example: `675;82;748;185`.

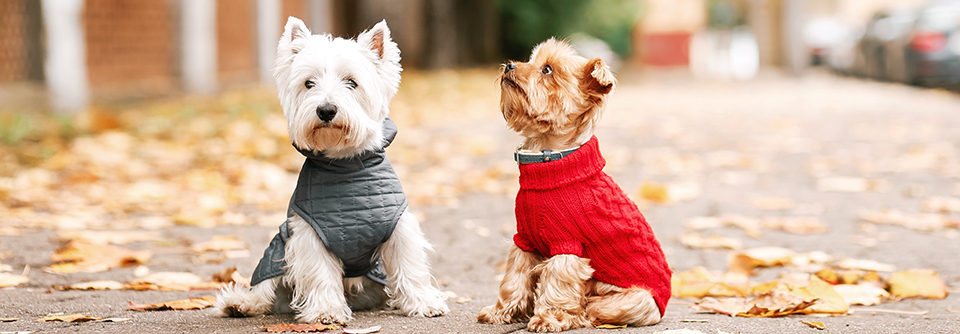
640;32;691;66
910;30;948;54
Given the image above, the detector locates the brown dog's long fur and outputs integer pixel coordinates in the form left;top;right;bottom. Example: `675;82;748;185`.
478;39;661;332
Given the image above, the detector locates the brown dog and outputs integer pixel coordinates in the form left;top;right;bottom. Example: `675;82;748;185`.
477;39;672;332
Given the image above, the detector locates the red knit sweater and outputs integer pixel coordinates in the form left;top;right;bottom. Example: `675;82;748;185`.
513;136;672;316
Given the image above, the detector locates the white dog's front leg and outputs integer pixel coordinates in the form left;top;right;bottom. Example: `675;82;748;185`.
284;215;352;324
215;277;279;317
381;210;449;317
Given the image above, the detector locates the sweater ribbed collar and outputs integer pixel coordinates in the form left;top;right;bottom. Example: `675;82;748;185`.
294;117;398;174
518;136;605;190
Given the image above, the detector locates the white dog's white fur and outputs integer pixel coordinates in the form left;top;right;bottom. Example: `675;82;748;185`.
215;17;448;323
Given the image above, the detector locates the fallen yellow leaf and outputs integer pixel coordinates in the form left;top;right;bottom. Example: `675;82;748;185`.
0;273;29;288
55;280;125;290
37;314;102;322
801;320;825;329
595;323;627;329
695;290;817;317
639;182;669;203
789;275;848;314
888;269;948;299
728;247;795;275
127;296;216;311
48;240;152;273
833;283;889;306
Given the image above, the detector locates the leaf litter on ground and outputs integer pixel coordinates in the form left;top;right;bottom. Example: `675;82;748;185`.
47;240;151;273
127;296;216;311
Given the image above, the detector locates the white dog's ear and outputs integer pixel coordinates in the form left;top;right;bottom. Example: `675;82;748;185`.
275;17;312;85
581;58;615;96
279;16;312;55
358;20;401;66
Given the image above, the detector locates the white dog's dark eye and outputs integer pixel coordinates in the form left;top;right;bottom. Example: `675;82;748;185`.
346;79;357;90
305;80;316;89
541;65;552;75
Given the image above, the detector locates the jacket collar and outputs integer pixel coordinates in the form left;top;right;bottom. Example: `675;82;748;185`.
517;136;605;190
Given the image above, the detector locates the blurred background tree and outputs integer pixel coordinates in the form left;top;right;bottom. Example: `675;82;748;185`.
497;0;646;60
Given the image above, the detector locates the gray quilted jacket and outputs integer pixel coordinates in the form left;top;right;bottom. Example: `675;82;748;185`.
250;117;406;286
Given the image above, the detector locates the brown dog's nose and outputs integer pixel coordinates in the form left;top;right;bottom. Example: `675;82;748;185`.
504;63;516;73
316;104;337;122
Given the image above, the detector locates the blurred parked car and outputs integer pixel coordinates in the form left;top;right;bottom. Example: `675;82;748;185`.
855;6;918;83
905;0;960;85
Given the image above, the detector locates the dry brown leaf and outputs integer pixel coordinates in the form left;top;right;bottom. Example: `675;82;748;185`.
678;233;743;250
212;267;250;287
37;314;102;322
801;320;825;330
56;280;125;291
595;323;627;329
343;326;382;334
888;269;948;299
265;322;340;333
0;318;18;322
127;296;216;311
695;289;817;317
0;273;29;288
728;247;796;275
814;269;840;285
48;240;152;273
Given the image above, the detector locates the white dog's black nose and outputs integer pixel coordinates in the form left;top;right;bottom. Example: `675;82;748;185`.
316;104;337;122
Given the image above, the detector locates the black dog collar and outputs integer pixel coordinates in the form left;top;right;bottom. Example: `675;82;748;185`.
514;146;580;164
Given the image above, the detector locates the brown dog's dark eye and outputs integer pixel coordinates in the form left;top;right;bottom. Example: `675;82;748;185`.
541;65;552;75
305;80;316;89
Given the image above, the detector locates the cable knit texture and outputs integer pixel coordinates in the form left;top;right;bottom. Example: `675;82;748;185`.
513;136;672;316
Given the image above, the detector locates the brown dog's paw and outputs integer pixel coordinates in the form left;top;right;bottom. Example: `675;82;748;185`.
478;305;526;324
526;314;565;333
526;312;591;333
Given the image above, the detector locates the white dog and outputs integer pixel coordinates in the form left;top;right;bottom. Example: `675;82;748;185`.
215;17;448;324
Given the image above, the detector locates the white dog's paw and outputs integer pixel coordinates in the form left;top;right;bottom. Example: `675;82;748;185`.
296;305;353;324
215;283;273;317
390;289;449;317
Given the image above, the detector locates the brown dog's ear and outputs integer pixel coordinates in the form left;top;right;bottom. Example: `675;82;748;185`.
581;58;615;96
